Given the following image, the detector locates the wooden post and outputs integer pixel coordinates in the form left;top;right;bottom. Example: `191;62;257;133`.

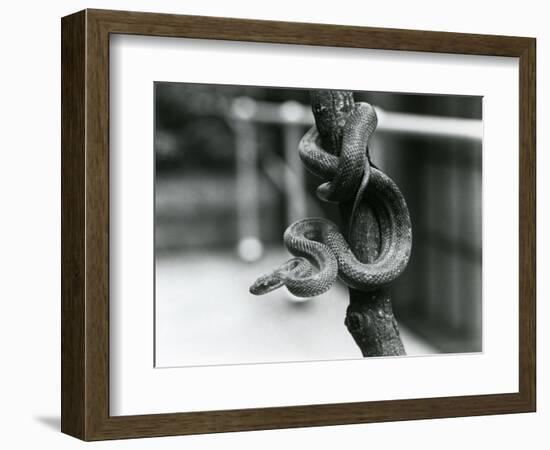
310;90;406;357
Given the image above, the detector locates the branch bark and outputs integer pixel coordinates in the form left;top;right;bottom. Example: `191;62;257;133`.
310;90;406;357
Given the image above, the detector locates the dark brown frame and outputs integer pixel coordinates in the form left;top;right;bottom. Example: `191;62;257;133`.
61;9;536;441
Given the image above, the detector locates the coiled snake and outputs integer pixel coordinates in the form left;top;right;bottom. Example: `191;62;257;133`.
249;102;412;298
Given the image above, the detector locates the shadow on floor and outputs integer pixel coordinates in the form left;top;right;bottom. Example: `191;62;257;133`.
34;415;60;431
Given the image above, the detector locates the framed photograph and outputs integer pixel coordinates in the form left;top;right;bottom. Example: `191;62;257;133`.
61;9;536;440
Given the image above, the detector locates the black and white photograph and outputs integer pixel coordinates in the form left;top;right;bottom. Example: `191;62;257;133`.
154;83;482;367
1;0;542;446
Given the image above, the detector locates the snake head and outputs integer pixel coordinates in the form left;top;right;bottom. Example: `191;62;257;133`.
249;272;284;296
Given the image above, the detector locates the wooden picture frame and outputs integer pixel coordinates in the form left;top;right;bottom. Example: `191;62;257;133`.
61;8;536;441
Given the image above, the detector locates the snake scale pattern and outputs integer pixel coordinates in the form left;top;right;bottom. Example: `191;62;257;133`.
249;102;412;298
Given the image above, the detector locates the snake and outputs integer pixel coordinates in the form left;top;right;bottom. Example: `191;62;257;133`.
249;102;412;298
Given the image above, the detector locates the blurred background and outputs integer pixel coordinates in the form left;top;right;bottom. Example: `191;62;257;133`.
154;82;482;367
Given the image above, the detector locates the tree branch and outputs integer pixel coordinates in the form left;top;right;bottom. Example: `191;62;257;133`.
309;90;406;357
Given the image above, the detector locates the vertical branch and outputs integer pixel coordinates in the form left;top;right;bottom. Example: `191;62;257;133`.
310;90;406;357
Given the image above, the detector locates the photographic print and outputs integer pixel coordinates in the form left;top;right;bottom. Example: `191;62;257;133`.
61;11;535;439
154;83;482;368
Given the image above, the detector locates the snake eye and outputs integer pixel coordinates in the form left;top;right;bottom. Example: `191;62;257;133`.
287;260;301;270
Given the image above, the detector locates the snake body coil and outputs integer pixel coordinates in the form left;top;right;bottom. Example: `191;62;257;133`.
249;102;412;298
